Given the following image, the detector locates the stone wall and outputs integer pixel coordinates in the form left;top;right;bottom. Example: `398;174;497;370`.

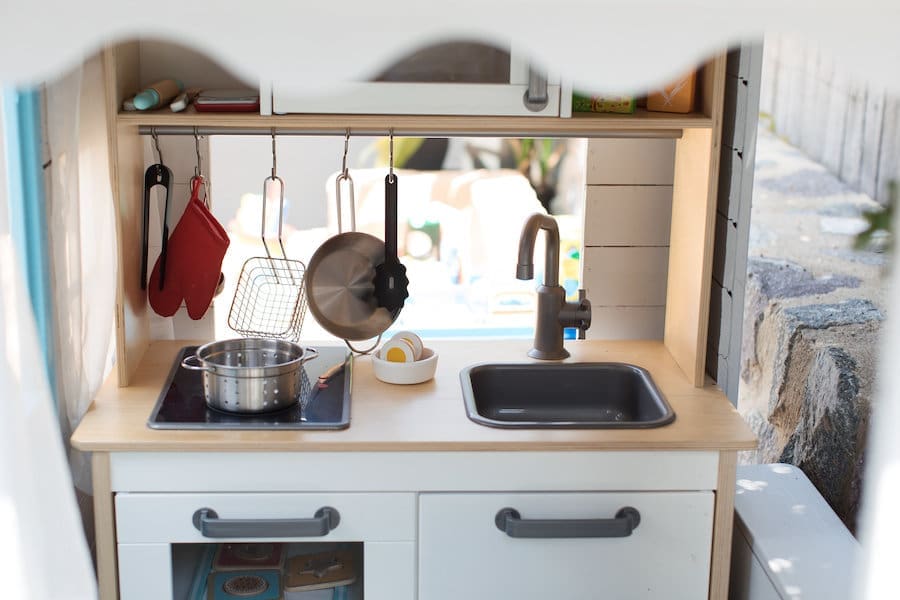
741;269;882;531
739;128;888;533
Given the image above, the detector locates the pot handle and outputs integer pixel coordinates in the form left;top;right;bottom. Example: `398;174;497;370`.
301;347;320;363
181;354;209;371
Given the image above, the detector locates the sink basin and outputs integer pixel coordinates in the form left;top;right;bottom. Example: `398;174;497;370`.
460;363;675;428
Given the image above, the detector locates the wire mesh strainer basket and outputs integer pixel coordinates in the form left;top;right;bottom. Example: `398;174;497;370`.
228;145;308;341
228;254;308;340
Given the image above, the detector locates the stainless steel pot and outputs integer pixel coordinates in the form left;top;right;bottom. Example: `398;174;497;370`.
181;338;319;413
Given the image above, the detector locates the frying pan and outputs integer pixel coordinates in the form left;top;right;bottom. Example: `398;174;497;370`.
305;170;397;348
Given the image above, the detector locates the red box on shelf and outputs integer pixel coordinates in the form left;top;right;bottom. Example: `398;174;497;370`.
194;89;260;113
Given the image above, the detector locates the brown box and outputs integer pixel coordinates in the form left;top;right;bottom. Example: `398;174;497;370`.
646;70;696;113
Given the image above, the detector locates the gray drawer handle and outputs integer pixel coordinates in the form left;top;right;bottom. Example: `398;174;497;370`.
192;507;340;538
495;506;640;538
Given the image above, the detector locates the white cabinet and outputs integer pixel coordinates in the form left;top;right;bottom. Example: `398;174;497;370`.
115;492;417;600
418;492;715;600
264;41;570;117
107;451;724;600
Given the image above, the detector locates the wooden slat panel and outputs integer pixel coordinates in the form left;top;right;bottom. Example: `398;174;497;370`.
771;38;796;148
860;85;886;200
800;47;829;164
586;138;675;185
721;74;748;152
582;247;670;306
876;97;900;205
712;212;729;289
840;83;867;187
717;146;740;221
583;185;672;246
822;67;849;175
586;306;666;341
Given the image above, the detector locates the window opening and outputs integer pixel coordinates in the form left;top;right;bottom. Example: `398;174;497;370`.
208;135;586;342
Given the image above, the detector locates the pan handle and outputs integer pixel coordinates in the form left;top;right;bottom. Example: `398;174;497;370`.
300;347;320;363
181;354;210;371
261;174;288;261
345;335;382;355
335;172;356;234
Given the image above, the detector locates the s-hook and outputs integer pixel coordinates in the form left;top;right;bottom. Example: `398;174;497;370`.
262;129;291;280
191;127;209;206
141;127;174;290
152;127;164;168
335;129;355;233
388;128;395;183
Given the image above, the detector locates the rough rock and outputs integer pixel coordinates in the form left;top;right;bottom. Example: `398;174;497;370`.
738;129;887;534
741;298;880;533
780;347;868;532
747;257;860;302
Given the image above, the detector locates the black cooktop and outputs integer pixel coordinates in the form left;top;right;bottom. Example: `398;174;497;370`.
147;345;352;430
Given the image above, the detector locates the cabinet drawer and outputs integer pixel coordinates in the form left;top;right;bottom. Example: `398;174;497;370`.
419;491;714;600
116;492;415;543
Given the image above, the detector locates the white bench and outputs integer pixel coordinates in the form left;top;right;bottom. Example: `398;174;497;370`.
729;463;860;599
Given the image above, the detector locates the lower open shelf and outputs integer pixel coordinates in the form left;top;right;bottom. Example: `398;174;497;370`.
173;542;365;600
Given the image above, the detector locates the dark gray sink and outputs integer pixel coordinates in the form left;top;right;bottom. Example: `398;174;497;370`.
460;363;675;429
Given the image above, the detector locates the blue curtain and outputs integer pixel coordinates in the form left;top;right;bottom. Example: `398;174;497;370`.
2;88;57;405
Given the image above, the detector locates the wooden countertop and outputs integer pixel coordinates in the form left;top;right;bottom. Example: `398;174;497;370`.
71;339;756;452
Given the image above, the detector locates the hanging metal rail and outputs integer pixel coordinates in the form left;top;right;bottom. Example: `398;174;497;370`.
137;125;683;139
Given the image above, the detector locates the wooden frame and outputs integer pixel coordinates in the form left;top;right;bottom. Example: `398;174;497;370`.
104;43;726;387
104;45;149;387
92;452;119;600
710;451;739;599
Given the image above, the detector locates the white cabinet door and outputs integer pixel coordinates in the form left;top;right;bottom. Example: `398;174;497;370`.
115;492;417;600
116;492;415;543
418;492;714;600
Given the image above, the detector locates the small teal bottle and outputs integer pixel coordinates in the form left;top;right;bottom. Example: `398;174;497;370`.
133;79;184;110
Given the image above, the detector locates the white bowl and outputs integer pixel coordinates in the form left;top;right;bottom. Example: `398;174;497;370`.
372;347;438;385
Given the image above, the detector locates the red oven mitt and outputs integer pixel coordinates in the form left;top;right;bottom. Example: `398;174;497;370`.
180;184;230;319
148;179;230;319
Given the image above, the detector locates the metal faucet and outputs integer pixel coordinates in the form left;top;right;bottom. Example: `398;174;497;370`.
516;213;591;359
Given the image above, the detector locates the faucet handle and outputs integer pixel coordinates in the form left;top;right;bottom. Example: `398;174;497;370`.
575;289;591;340
560;289;591;340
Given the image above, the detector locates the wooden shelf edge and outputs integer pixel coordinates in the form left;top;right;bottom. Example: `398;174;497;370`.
71;439;760;453
116;108;714;136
